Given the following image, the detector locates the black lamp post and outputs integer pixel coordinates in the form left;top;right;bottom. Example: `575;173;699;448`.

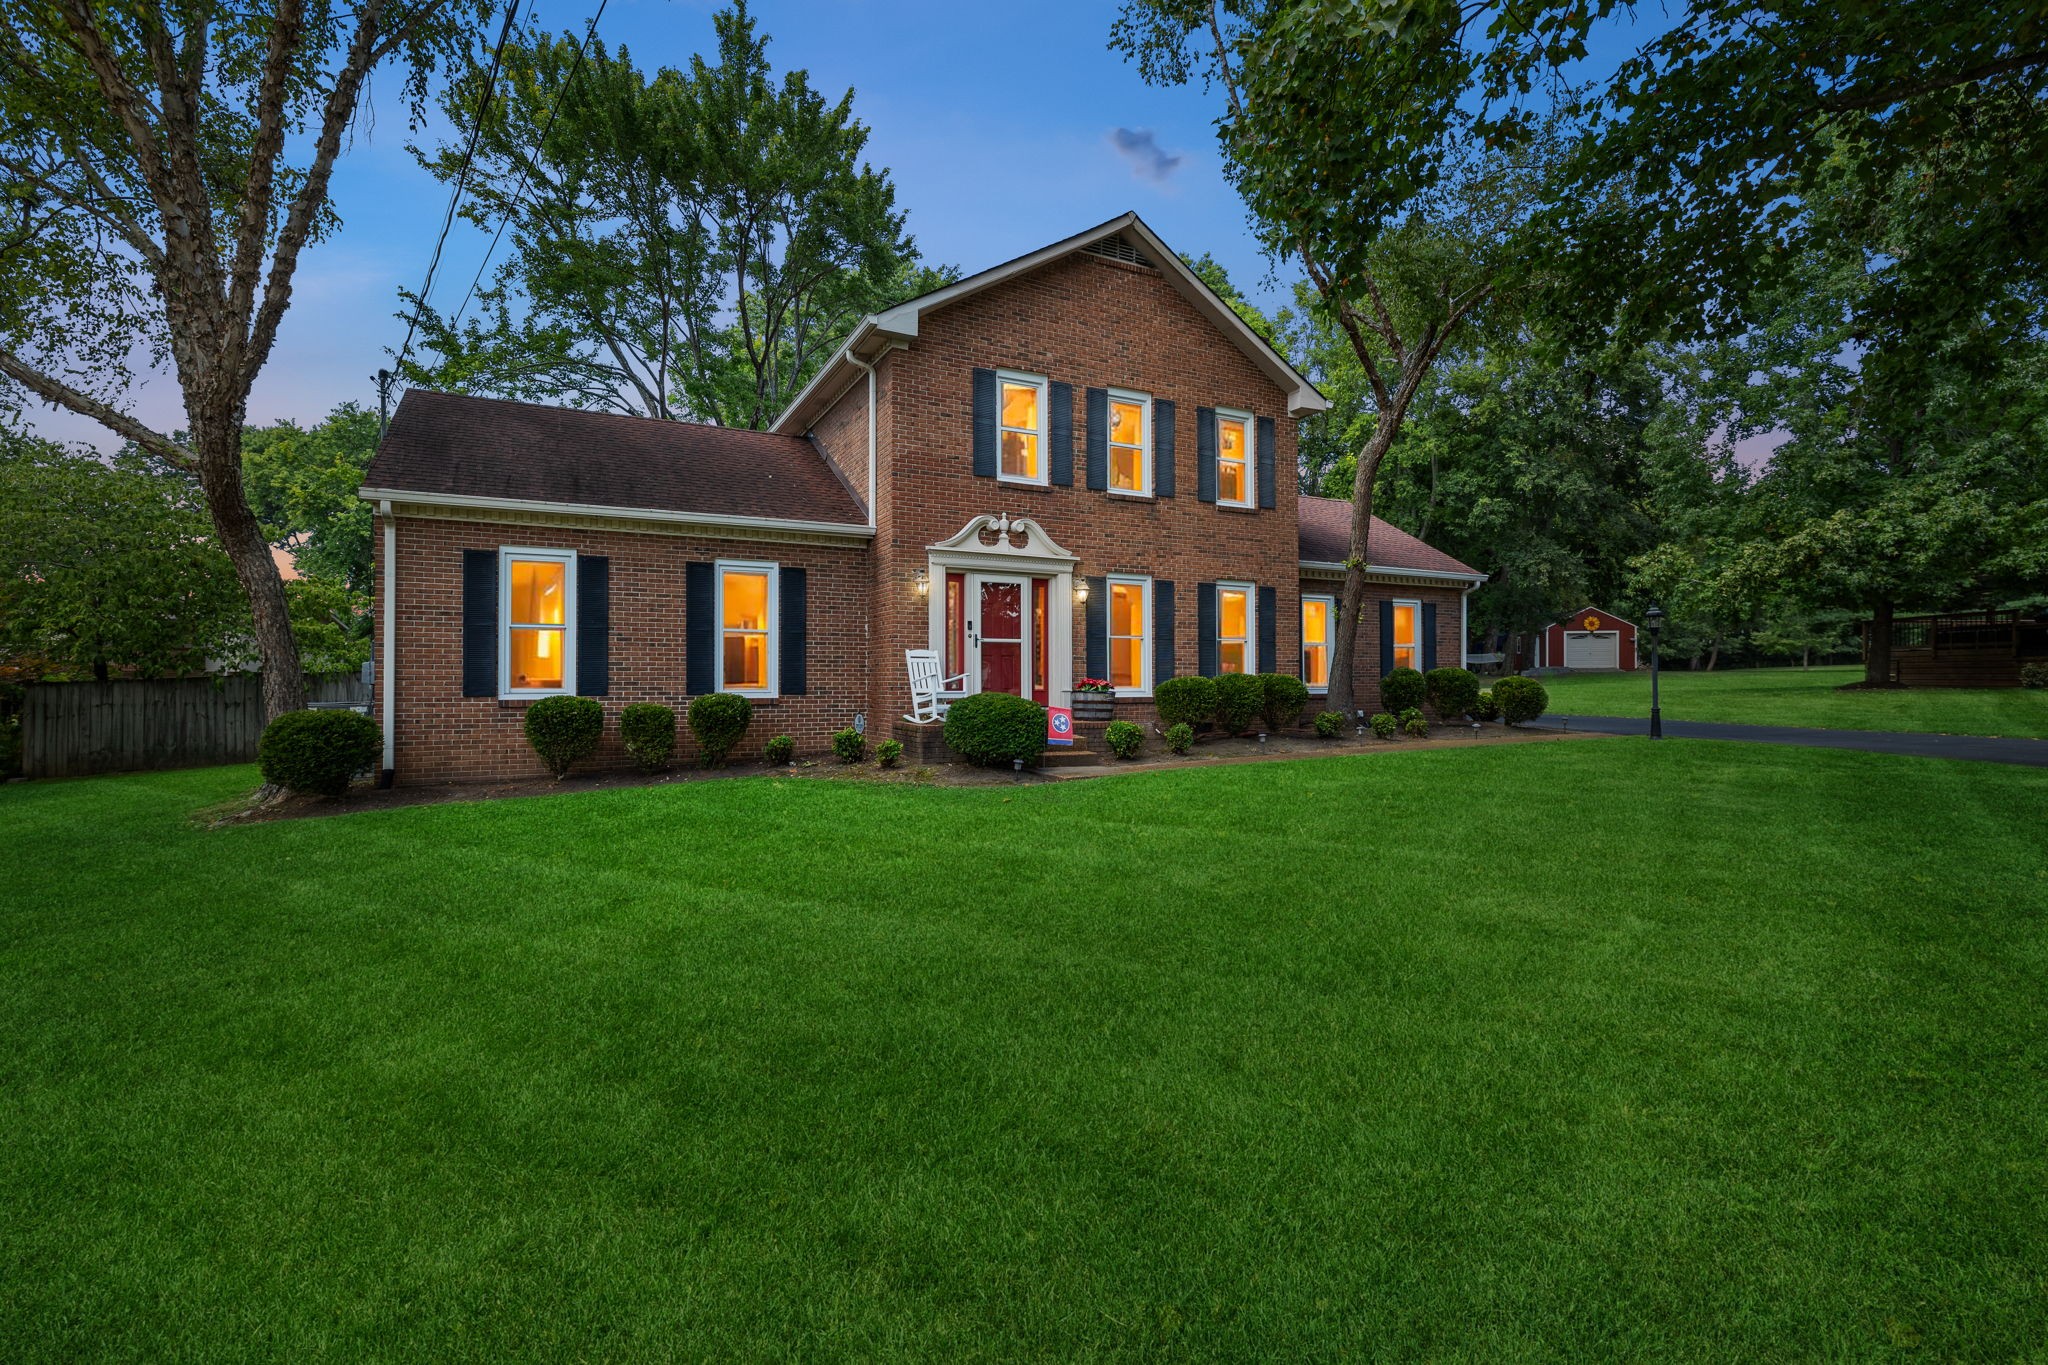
1644;604;1666;739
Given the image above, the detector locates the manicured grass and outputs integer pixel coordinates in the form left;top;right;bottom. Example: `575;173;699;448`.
4;747;2046;1359
1538;663;2048;738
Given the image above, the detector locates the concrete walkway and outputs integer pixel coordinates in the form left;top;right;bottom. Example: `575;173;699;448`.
1525;714;2048;767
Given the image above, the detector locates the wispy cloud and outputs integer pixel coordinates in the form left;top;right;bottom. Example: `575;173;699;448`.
1109;127;1183;182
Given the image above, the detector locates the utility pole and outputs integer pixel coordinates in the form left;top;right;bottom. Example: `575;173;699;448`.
374;368;395;443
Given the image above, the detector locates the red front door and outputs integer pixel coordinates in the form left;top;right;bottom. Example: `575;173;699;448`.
974;577;1027;696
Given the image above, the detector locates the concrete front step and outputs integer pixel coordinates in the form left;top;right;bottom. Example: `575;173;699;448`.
1038;746;1103;768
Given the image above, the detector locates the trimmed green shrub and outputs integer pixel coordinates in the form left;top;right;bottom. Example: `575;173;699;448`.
1493;675;1550;725
1313;710;1345;739
1164;721;1195;755
619;702;676;774
1424;666;1481;718
832;727;867;764
523;695;603;779
877;739;904;769
765;734;795;765
1400;707;1429;739
943;691;1046;767
1154;675;1218;728
1369;711;1397;740
1214;672;1263;735
2022;662;2048;689
687;692;753;768
257;708;381;796
1380;666;1426;712
1473;689;1502;722
1105;719;1145;759
1258;673;1310;730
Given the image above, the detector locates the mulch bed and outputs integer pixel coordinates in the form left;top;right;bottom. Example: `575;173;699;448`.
215;721;1604;824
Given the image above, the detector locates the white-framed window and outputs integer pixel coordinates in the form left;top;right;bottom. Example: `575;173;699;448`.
717;559;779;696
1303;594;1335;691
1107;388;1151;496
500;547;576;699
1391;598;1422;672
1216;408;1253;507
1217;581;1254;675
998;370;1048;485
1107;574;1152;694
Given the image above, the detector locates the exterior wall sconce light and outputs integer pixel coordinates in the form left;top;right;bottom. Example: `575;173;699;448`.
914;569;930;598
1073;580;1090;604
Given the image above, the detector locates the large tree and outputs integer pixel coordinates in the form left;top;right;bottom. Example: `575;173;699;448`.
1116;3;1569;709
0;0;485;721
401;1;943;428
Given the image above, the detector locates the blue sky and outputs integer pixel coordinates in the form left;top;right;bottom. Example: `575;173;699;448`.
29;0;1664;450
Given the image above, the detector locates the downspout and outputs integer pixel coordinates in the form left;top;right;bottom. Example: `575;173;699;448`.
379;500;396;786
849;350;879;529
1460;586;1470;669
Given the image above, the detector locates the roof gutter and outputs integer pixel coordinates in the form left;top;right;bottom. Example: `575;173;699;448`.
1299;558;1488;586
357;487;876;541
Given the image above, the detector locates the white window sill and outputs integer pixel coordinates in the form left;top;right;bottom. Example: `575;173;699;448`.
997;474;1049;489
1108;488;1154;500
499;689;573;702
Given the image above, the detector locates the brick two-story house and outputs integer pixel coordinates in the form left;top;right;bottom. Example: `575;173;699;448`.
360;213;1485;783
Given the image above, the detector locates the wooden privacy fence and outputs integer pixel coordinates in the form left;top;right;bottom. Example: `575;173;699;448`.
20;675;369;779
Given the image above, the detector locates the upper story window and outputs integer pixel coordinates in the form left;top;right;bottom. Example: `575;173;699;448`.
719;560;779;696
502;548;576;697
1218;582;1253;674
1216;409;1252;507
1108;389;1150;495
1303;594;1334;691
1391;599;1421;672
999;372;1046;484
1108;575;1151;693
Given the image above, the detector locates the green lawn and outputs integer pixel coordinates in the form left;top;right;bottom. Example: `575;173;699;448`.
4;747;2046;1360
1539;663;2048;738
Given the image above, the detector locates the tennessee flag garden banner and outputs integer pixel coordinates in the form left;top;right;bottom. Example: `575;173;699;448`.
1047;707;1074;747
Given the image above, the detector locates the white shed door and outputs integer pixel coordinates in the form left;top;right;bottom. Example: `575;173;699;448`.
1564;631;1620;669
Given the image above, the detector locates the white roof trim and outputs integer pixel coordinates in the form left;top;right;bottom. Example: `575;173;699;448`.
772;211;1330;435
358;487;874;540
1299;558;1488;586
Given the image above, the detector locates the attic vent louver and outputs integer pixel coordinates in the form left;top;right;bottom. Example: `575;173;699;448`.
1083;234;1153;267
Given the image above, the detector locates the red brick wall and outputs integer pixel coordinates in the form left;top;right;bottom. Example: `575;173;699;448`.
1302;578;1471;718
379;515;869;783
864;251;1303;729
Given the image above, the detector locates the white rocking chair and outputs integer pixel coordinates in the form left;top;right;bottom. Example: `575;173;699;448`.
903;648;967;724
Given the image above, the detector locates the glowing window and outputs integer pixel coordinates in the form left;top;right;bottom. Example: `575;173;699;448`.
999;375;1043;482
503;550;573;695
1109;391;1149;494
1392;600;1421;672
1108;577;1150;692
1218;584;1252;675
1303;595;1333;689
718;562;778;695
1216;410;1251;506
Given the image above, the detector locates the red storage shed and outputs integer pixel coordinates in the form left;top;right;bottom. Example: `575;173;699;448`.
1536;607;1637;671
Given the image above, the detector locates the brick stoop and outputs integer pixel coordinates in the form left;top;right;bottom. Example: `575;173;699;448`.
1039;744;1103;769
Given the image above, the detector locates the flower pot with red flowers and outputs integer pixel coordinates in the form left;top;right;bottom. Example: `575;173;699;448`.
1070;678;1116;721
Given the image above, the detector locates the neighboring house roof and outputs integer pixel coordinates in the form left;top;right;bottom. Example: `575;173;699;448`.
361;390;868;530
1297;495;1484;581
772;211;1331;435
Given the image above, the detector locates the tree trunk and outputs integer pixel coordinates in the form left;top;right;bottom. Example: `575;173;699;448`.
1326;414;1408;714
192;415;305;720
1863;600;1895;686
92;658;109;683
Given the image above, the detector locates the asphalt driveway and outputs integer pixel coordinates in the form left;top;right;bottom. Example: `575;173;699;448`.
1525;714;2048;767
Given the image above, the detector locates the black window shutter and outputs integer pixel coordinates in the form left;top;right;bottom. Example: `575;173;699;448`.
1085;387;1109;491
461;549;498;697
1196;407;1217;503
1049;381;1074;486
971;368;997;478
1197;582;1218;677
1153;579;1175;683
1154;399;1176;497
1256;416;1277;509
1258;585;1277;673
686;561;715;695
576;555;610;696
1422;601;1438;673
1379;599;1396;680
779;567;808;695
1084;576;1108;681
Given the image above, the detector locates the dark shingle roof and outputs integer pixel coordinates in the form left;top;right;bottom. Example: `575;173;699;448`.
365;390;866;527
1298;495;1480;578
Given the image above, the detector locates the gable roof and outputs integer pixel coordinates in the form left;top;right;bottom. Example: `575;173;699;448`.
361;390;867;531
1298;495;1484;581
771;212;1330;435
